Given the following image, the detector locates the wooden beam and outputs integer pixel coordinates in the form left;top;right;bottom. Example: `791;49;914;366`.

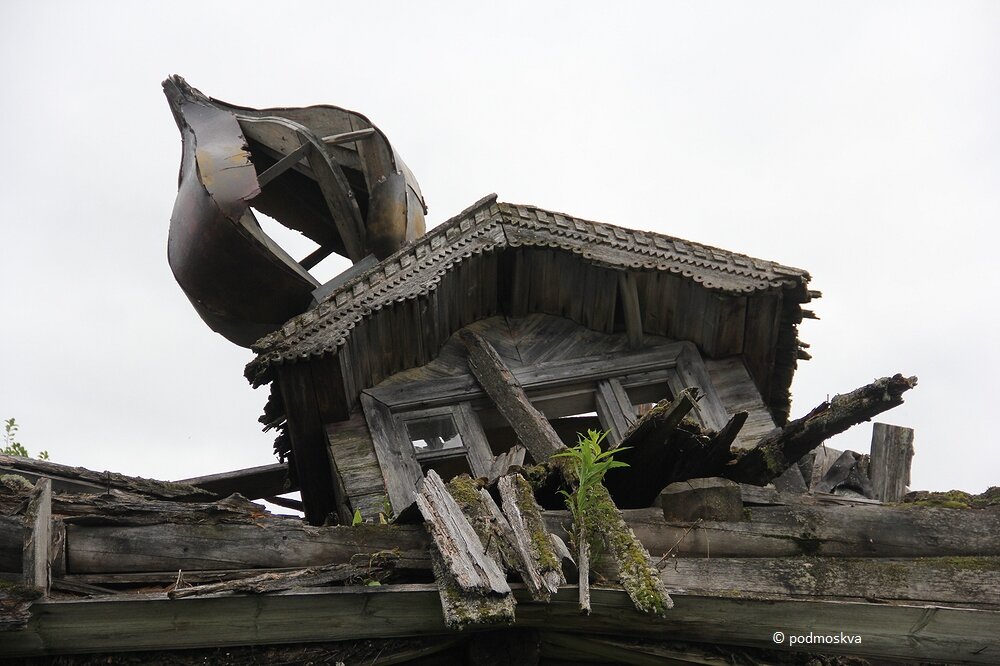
618;272;643;349
254;141;312;188
277;364;346;525
62;521;430;575
724;374;917;485
175;463;293;500
544;504;1000;560
3;585;998;663
360;392;422;514
459;330;565;463
0;455;213;501
22;478;52;595
497;474;565;599
665;556;1000;608
870;422;915;503
415;471;509;596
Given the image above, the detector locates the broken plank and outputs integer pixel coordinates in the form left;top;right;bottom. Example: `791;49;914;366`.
22;478;52;595
415;470;509;595
498;474;565;599
870;422;915;503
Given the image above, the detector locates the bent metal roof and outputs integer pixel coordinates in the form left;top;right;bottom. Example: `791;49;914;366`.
246;195;813;416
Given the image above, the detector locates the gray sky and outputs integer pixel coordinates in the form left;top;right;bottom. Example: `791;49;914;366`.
1;2;997;493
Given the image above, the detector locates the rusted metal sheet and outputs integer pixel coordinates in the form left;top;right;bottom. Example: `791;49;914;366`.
163;76;426;347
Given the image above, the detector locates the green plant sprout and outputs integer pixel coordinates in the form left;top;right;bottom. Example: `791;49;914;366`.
2;418;48;460
552;429;629;552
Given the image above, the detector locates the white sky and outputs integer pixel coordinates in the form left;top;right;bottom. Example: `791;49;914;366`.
1;2;997;493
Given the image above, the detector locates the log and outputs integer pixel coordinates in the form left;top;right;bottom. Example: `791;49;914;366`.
663;556;1000;608
0;455;215;501
3;584;998;663
459;330;564;463
63;521;430;574
168;559;393;599
870;423;915;502
545;504;1000;560
724;374;917;485
51;489;270;526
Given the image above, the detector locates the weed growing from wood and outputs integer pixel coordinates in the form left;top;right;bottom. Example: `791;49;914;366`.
553;429;628;555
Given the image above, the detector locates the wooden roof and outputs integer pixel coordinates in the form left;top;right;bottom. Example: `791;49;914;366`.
246;195;815;422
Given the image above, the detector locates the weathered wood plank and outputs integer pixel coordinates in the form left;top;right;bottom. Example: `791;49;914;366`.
22;478;52;595
361;392;422;514
415;470;509;595
545;504;1000;560
460;330;564;463
175;463;293;500
277;364;345;525
870;422;915;503
498;474;565;599
0;455;213;501
617;272;643;349
664;556;1000;608
594;379;634;444
64;522;430;574
3;585;997;663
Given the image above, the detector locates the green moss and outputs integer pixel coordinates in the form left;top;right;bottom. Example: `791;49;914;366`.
583;487;671;616
0;473;33;492
446;475;482;507
930;556;1000;572
900;487;1000;509
742;507;753;521
513;476;561;573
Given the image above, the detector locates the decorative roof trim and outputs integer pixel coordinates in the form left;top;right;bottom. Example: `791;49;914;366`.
246;196;810;385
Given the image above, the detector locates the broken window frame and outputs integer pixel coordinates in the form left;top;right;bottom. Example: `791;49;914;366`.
362;340;730;507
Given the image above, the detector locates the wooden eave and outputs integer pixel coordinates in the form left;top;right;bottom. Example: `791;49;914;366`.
247;195;814;424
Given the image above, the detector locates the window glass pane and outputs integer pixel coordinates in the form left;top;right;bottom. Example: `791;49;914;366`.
405;415;463;454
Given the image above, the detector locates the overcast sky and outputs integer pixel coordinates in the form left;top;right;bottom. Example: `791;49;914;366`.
1;2;996;494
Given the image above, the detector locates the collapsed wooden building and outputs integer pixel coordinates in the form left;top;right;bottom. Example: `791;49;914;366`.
2;79;998;664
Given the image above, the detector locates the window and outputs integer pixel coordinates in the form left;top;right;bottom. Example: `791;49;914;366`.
362;339;730;509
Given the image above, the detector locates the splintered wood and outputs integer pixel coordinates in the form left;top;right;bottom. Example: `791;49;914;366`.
416;470;512;628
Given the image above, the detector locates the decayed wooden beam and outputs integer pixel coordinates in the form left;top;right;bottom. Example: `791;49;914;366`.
22;478;52;595
0;455;214;501
870;422;915;502
416;471;508;595
168;559;393;599
724;374;917;485
4;585;998;663
603;390;747;508
459;330;564;463
544;504;1000;560
664;556;1000;608
497;474;565;599
176;463;293;501
417;470;512;628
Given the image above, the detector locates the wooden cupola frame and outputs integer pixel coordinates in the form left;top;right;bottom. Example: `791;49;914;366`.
246;195;815;525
